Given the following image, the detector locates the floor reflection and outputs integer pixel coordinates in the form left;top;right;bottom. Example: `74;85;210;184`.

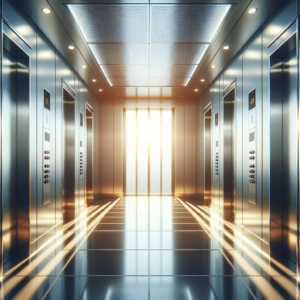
1;197;299;299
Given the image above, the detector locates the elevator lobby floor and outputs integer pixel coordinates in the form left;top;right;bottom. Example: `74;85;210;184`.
1;197;299;299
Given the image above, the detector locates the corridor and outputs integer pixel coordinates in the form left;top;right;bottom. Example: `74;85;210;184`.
2;197;298;299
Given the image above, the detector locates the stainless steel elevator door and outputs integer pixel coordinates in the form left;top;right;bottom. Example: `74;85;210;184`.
282;49;297;264
86;108;93;204
204;109;212;206
223;88;235;222
2;49;17;264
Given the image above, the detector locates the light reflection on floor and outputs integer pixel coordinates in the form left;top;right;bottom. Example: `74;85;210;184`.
1;197;299;299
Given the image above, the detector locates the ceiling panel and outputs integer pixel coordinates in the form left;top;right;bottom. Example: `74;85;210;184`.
150;4;231;43
101;65;148;77
89;44;148;65
150;65;197;77
150;77;189;87
68;4;149;42
108;77;149;87
150;44;209;65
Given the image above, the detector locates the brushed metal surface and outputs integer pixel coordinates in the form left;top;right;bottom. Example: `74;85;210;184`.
2;34;30;263
270;33;297;264
63;85;76;223
204;108;212;206
242;30;262;238
222;86;235;222
36;29;56;238
86;107;93;204
56;54;75;225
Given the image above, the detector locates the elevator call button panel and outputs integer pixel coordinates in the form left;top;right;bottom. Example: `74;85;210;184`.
43;130;51;205
215;112;219;181
79;112;84;181
248;89;256;204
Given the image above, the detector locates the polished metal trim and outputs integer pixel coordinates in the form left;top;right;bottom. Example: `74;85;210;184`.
85;101;93;113
62;80;75;98
2;17;33;49
267;18;296;48
222;80;235;98
204;102;212;114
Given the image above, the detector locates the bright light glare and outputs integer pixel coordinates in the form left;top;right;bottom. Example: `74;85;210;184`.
42;8;51;14
248;8;257;14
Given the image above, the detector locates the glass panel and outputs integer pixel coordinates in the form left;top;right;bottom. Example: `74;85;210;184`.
138;110;148;194
126;110;136;194
150;110;161;194
162;110;172;194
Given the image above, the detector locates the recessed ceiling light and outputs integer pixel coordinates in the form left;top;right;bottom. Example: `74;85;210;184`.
82;65;86;68
200;79;205;82
92;79;97;82
194;89;199;92
248;8;257;14
223;45;230;50
68;45;75;50
211;65;216;69
99;89;103;92
42;8;51;14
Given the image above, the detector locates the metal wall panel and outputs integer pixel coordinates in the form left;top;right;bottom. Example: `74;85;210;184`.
242;29;263;238
36;29;56;240
197;0;297;250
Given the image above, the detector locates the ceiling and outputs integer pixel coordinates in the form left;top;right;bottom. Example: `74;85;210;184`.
15;0;285;99
66;3;232;87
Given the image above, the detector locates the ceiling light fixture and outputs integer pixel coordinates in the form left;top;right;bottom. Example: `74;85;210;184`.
248;8;257;14
42;8;51;14
200;79;205;82
68;45;75;50
194;89;199;92
211;65;216;69
99;89;103;92
92;79;97;82
223;45;229;50
82;65;86;68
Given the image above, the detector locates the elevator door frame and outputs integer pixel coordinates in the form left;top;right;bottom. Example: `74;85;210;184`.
62;81;76;223
85;102;93;206
222;81;236;223
269;32;297;270
204;104;212;207
123;108;175;196
1;32;30;265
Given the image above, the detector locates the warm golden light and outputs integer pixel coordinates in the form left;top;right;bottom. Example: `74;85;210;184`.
42;8;51;14
68;45;75;50
248;8;257;14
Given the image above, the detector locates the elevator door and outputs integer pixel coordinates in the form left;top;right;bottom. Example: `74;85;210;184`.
270;33;297;267
2;35;30;264
204;108;212;206
223;87;235;222
2;49;17;264
282;48;297;264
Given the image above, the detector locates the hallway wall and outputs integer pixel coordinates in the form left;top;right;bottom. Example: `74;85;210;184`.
1;0;101;253
197;0;297;245
98;88;198;199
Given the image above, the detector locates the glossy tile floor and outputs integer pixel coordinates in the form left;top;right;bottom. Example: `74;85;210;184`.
1;197;299;299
